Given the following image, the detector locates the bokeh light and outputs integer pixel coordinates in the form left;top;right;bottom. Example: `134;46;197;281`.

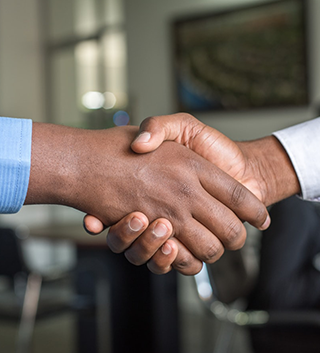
82;91;105;109
103;91;117;109
113;110;130;126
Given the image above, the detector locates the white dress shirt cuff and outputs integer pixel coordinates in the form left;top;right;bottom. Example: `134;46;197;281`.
273;117;320;202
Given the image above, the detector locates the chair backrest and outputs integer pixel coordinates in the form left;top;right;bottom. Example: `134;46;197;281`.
206;249;252;304
195;249;254;307
0;228;26;279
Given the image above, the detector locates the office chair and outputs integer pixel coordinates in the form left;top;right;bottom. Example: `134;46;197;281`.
0;227;97;353
194;197;320;353
195;253;320;353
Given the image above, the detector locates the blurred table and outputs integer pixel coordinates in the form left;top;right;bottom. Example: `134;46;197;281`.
28;223;107;246
29;223;180;353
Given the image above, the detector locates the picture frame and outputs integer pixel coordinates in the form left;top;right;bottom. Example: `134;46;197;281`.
172;0;309;112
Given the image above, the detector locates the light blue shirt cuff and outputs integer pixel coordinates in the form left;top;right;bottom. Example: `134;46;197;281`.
0;117;32;213
273;117;320;201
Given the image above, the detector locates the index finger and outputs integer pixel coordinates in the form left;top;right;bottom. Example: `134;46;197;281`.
131;113;204;153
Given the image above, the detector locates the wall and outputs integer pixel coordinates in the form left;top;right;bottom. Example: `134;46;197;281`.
0;0;52;230
124;0;320;140
0;1;79;274
0;0;45;122
0;0;92;229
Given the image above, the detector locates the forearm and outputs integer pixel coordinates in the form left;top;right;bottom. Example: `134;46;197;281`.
25;122;84;206
238;136;301;206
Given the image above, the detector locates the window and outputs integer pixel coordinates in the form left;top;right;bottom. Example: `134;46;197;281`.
43;0;129;128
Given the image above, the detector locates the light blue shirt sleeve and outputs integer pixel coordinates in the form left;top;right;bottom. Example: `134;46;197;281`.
273;117;320;202
0;117;32;213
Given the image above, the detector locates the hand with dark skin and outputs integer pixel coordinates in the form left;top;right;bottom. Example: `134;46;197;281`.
84;113;300;274
25;122;269;275
128;113;300;206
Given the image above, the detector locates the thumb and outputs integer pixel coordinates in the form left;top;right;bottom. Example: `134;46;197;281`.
131;113;203;154
83;214;106;235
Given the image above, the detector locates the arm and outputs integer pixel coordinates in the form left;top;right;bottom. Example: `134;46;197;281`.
24;121;269;275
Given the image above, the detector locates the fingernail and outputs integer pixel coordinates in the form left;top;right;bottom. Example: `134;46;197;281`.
134;132;151;144
129;217;143;232
153;222;168;237
260;214;271;230
161;243;172;255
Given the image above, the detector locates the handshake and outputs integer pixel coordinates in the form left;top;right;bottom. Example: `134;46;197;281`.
26;113;301;275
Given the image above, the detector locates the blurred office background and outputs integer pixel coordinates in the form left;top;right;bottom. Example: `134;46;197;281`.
0;0;319;352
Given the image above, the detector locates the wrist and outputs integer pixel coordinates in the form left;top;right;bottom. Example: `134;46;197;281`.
25;123;81;206
239;136;301;206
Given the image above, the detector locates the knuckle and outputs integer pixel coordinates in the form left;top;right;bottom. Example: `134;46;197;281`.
223;221;245;250
230;183;247;207
141;116;158;130
178;183;194;199
173;253;194;272
174;261;203;276
202;242;223;263
254;205;267;225
177;112;192;118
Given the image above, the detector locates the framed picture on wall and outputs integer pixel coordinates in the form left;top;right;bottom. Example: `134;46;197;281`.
172;0;309;113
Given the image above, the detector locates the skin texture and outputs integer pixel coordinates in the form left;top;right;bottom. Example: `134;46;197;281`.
25;122;269;275
84;113;301;274
129;113;300;206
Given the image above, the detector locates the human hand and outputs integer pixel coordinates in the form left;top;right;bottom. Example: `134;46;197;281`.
26;123;269;275
129;112;300;206
84;212;180;275
85;112;300;274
